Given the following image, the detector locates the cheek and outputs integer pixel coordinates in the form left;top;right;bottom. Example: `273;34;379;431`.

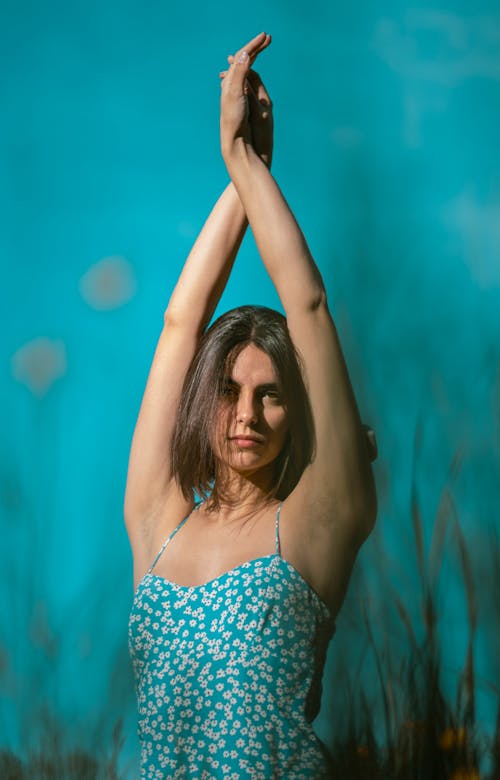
211;404;233;453
268;409;289;443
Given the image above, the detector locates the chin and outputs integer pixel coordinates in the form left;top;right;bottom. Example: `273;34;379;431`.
229;453;277;477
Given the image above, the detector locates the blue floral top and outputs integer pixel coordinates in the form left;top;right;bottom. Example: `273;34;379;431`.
128;503;336;779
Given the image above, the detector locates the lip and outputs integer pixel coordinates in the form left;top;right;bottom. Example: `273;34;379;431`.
230;435;264;447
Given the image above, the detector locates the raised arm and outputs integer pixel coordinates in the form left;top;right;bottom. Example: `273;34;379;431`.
220;35;376;547
124;184;246;533
124;37;273;551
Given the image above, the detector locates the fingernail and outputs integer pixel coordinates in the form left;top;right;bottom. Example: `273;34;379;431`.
238;50;249;64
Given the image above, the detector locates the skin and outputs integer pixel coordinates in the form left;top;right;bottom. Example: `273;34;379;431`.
125;33;377;616
213;343;289;496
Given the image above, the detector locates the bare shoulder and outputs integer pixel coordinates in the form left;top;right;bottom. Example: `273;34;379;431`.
126;484;195;589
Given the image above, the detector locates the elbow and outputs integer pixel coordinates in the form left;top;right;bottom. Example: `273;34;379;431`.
306;287;328;315
163;307;205;339
163;307;183;330
285;282;328;318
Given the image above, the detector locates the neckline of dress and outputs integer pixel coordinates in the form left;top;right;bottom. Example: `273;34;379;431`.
137;553;335;619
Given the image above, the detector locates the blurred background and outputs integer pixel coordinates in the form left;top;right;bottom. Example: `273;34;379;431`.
1;0;499;777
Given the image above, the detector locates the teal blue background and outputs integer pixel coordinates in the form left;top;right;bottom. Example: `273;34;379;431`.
1;1;499;774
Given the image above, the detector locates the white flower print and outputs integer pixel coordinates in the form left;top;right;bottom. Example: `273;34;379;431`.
129;512;335;779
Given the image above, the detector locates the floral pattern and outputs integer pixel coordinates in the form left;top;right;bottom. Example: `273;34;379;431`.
128;506;336;779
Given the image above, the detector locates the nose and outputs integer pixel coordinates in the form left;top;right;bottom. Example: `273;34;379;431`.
236;390;258;425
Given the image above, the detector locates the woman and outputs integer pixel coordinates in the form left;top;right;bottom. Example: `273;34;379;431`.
127;32;377;779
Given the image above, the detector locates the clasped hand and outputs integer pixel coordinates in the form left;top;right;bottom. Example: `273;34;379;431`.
220;32;273;168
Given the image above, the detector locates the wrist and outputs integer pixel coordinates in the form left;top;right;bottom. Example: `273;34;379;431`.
221;136;249;166
223;145;271;173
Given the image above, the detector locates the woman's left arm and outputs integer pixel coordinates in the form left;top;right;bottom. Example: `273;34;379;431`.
221;35;376;542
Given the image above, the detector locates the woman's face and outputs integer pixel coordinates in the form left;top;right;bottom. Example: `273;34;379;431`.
214;343;289;478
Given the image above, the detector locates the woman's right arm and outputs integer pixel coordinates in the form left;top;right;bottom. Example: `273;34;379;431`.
124;36;272;550
124;183;248;541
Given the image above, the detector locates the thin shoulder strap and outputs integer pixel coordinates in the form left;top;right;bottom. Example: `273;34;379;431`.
275;502;283;557
147;503;200;575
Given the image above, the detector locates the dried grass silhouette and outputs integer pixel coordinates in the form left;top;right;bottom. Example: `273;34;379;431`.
324;434;499;780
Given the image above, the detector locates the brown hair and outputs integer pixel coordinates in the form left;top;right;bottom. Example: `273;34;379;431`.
171;305;314;507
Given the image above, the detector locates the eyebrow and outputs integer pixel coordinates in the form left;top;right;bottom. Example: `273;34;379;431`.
223;378;280;393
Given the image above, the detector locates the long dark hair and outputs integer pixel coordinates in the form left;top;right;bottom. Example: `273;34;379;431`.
171;305;314;508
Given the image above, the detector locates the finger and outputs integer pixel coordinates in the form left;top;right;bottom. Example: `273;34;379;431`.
235;31;269;59
226;34;270;72
363;425;378;462
246;69;272;107
248;33;271;65
223;50;251;94
232;32;271;67
246;80;261;116
223;33;271;96
246;79;272;124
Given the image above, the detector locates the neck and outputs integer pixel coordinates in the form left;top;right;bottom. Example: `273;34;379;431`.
206;462;277;521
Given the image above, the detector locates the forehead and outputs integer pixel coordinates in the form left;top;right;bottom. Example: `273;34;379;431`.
228;344;277;385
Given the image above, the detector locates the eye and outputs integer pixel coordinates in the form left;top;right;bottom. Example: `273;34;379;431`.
221;381;238;399
261;388;282;404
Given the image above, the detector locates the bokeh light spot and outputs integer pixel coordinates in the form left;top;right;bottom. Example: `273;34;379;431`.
11;337;67;397
79;255;136;310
